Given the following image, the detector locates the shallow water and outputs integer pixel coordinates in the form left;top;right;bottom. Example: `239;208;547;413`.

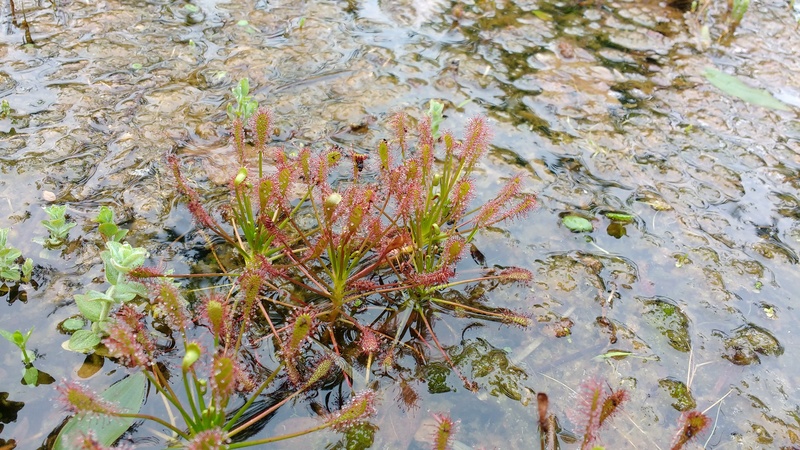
2;0;800;448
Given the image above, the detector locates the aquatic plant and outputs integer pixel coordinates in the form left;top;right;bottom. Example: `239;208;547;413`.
431;413;458;450
67;209;148;352
0;228;33;283
56;264;378;448
94;206;128;243
38;204;77;247
0;99;10;118
727;0;749;35
0;326;40;385
169;100;536;383
227;78;258;121
428;99;445;139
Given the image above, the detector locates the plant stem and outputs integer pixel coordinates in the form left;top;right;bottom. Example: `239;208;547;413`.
224;362;285;432
228;381;307;437
114;412;191;440
228;421;333;448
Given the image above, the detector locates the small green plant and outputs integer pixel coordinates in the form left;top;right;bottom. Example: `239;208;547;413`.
0;99;10;118
0;228;33;283
39;204;77;247
67;208;147;352
236;19;258;34
0;326;42;385
94;206;128;242
727;0;749;35
226;78;258;121
428;99;445;139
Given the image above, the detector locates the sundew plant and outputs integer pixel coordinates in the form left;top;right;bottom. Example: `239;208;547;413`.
54;93;544;448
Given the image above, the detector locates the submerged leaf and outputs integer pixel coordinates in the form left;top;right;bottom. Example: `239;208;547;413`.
23;366;39;386
594;350;632;360
68;330;102;353
704;67;790;111
61;317;85;332
604;212;634;223
562;215;593;233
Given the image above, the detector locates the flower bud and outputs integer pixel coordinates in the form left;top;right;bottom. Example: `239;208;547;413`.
234;168;247;186
182;342;202;372
324;192;342;222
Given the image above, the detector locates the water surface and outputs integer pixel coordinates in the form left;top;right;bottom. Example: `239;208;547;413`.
2;0;800;448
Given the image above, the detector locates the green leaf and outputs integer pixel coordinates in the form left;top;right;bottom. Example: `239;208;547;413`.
12;330;24;346
68;330;102;352
75;291;112;322
183;342;202;371
96;206;114;224
98;223;118;238
102;242;148;282
44;204;67;220
62;317;86;332
0;267;20;281
562;215;593;233
604;212;635;223
1;246;22;261
108;281;147;303
704;67;790;111
54;372;146;450
21;258;33;281
23;366;39;386
427;100;445;138
0;328;15;344
595;350;633;360
532;10;553;20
